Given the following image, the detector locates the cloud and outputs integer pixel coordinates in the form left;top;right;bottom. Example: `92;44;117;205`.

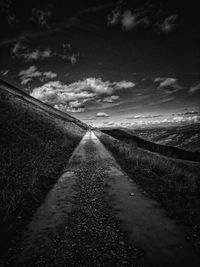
42;71;57;80
96;112;109;117
102;95;119;103
121;10;149;31
12;41;52;62
173;111;199;116
31;8;52;27
67;78;134;95
103;121;114;126
155;77;177;87
154;77;184;94
123;115;200;127
114;80;135;89
0;70;9;76
121;122;131;126
127;114;163;119
1;3;115;46
189;83;200;94
11;40;80;65
68;53;79;65
107;6;121;25
62;42;72;50
154;96;175;104
54;102;85;113
30;78;134;113
154;77;165;83
158;14;177;33
108;8;150;31
18;66;57;85
7;13;17;25
172;115;200;123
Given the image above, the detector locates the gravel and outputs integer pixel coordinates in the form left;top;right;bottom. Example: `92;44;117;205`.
11;140;142;266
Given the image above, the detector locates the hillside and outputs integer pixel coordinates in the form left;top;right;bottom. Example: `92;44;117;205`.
95;129;200;252
119;124;200;152
100;127;200;162
0;79;87;257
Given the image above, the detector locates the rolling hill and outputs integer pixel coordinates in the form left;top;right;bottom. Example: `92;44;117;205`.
117;124;200;152
0;79;88;257
100;127;200;162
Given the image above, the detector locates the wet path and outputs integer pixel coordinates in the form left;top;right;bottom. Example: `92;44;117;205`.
13;131;199;266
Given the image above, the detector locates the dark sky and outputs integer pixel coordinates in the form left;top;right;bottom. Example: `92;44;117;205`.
0;0;199;127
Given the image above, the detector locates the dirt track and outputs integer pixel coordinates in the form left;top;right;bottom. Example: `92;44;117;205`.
12;131;199;266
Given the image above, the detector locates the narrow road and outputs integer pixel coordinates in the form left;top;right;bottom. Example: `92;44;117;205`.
13;131;199;266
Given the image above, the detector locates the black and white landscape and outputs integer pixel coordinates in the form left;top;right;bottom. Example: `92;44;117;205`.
0;0;200;266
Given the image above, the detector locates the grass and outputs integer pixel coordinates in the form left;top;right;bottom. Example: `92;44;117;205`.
101;128;200;162
0;90;85;257
96;131;200;252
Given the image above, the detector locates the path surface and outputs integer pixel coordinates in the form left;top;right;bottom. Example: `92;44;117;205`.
13;131;199;266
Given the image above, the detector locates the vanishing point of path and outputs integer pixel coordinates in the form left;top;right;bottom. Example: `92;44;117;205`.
10;131;199;266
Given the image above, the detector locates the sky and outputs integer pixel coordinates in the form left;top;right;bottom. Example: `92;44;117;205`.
0;0;200;128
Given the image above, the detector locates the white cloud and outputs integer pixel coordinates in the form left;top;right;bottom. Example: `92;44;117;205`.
189;83;200;94
159;78;177;87
154;77;184;94
68;53;79;65
121;10;135;30
154;77;165;82
114;80;135;89
26;49;52;61
174;111;199;116
12;42;52;62
7;13;17;25
11;41;80;66
18;66;57;85
107;7;121;25
172;115;200;123
0;70;9;76
19;65;41;78
108;7;150;31
102;95;119;102
31;8;51;26
121;122;131;126
30;78;135;113
158;14;177;33
42;72;57;79
121;10;149;31
54;102;85;113
96;112;109;117
127;114;163;119
123;115;200;127
103;121;115;126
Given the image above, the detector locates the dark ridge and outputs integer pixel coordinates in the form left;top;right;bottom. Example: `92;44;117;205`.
102;128;200;162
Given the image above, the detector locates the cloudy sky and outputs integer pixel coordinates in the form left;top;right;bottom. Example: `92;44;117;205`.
0;0;199;127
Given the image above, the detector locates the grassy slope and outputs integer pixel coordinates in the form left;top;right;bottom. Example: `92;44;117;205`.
101;128;200;162
96;130;200;252
0;88;86;256
105;124;200;152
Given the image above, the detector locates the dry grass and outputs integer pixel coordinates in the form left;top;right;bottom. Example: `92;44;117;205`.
96;131;200;251
0;91;85;256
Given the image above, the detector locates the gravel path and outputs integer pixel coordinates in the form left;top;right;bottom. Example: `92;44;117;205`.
9;131;199;267
13;135;141;266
